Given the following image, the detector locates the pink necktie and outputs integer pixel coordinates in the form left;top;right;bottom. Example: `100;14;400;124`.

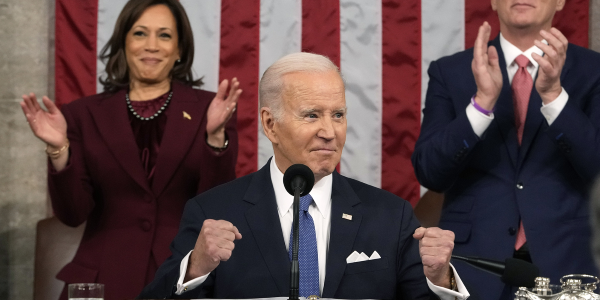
512;54;533;145
512;54;532;250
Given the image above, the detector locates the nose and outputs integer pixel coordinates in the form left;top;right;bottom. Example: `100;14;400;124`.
145;33;159;52
317;117;335;141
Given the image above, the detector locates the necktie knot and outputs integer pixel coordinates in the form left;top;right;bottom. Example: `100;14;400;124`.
300;194;313;212
515;54;530;69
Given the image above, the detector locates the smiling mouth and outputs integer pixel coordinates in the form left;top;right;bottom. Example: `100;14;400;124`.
141;58;162;64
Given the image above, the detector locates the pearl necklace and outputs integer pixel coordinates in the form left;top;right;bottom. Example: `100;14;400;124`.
126;91;173;121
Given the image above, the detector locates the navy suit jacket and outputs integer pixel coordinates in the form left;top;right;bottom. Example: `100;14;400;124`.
412;36;600;299
139;160;439;299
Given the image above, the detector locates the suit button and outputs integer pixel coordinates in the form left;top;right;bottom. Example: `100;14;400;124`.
508;227;517;235
141;221;152;231
516;182;524;189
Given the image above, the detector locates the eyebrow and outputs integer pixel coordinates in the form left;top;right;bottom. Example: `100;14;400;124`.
132;25;173;31
299;107;347;115
299;108;318;115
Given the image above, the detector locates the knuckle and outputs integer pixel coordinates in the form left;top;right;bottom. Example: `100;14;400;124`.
203;226;213;236
221;250;233;261
447;231;455;240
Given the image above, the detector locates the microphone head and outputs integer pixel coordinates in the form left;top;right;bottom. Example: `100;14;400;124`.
501;258;540;288
283;164;315;197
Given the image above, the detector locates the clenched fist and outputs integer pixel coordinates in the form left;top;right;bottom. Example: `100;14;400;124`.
413;227;455;289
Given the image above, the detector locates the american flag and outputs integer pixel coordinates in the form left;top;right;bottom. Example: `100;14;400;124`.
55;0;589;205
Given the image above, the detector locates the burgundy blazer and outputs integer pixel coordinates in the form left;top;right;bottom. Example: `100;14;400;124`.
47;81;238;300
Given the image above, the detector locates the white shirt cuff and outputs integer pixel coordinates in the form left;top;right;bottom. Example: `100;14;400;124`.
174;250;210;295
426;263;470;300
540;87;568;125
466;103;494;138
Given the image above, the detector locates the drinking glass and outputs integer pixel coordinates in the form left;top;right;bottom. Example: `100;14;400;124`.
68;283;104;300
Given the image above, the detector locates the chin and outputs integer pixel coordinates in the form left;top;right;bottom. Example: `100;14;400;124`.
309;164;337;180
139;76;165;85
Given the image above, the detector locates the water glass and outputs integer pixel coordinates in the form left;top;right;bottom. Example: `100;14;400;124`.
68;283;104;300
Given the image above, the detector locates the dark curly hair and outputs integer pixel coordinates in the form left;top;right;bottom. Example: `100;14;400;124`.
98;0;202;92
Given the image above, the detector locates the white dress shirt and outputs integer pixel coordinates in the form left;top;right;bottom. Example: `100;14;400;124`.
467;33;569;137
175;157;469;299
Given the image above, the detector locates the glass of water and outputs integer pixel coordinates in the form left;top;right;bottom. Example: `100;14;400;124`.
68;283;104;300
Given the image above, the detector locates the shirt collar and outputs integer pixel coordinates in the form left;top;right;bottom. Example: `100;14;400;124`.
270;156;332;220
499;33;545;68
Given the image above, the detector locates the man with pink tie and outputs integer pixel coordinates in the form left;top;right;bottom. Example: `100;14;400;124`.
413;0;600;298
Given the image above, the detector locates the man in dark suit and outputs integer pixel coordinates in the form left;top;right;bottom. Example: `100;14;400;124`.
139;52;470;299
412;0;600;298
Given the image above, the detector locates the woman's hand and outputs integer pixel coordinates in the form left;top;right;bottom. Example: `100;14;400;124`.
20;93;68;149
206;78;242;147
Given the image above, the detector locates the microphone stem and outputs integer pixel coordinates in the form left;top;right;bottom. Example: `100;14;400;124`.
289;188;300;300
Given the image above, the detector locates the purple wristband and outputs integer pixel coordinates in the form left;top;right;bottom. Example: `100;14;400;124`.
471;95;495;115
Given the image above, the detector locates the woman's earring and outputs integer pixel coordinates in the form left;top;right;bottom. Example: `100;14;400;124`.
177;59;181;63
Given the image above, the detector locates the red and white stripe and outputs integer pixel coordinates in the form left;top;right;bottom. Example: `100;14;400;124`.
55;0;589;205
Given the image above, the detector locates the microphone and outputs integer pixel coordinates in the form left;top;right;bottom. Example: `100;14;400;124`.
451;255;539;288
283;164;315;300
283;164;315;197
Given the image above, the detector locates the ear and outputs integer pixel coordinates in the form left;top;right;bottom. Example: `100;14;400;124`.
260;107;278;144
491;0;497;11
555;0;565;12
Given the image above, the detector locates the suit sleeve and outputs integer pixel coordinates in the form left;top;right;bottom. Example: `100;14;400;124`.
138;198;215;299
543;80;600;183
47;104;95;227
411;60;482;192
197;94;238;194
395;202;440;300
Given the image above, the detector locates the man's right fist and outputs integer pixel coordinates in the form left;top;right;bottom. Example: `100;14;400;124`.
185;219;242;282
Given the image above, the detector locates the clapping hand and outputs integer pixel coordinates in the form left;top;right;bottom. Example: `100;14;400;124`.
20;93;68;150
532;28;567;104
471;22;503;111
206;78;242;147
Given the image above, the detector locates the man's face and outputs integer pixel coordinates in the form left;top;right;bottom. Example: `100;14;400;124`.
491;0;565;31
263;70;347;182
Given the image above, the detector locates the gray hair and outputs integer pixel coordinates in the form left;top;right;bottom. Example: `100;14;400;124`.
259;52;342;121
592;177;600;268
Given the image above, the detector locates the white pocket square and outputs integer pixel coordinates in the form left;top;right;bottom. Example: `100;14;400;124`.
346;250;381;264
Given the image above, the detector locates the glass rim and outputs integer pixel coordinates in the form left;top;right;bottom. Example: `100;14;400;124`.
68;283;104;286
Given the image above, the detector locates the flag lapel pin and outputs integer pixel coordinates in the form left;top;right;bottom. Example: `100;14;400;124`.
342;213;352;221
183;111;191;120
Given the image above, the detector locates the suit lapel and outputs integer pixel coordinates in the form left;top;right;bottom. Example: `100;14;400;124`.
322;172;362;298
90;90;152;194
518;48;573;165
517;87;544;165
244;161;291;295
151;82;207;196
491;37;519;168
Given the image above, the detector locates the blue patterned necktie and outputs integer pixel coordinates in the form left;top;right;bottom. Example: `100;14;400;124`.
288;194;320;297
